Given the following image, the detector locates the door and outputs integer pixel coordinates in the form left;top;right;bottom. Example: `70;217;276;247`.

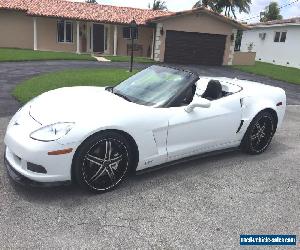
93;24;104;53
166;94;242;161
164;30;226;65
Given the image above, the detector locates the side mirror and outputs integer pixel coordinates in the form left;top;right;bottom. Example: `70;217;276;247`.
184;98;211;113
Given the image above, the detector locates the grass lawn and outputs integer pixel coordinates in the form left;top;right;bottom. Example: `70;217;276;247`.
104;55;156;63
0;48;96;62
13;68;138;103
233;61;300;85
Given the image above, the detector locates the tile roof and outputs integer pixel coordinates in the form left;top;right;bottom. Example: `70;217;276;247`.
0;0;172;25
250;17;300;27
0;0;29;11
149;7;249;30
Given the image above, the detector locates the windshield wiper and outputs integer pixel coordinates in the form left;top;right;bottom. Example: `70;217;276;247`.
105;86;114;93
105;87;132;102
113;91;132;102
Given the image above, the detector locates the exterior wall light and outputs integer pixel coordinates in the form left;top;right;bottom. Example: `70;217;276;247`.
160;27;164;36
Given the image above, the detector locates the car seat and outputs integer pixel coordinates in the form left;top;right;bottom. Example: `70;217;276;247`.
202;80;222;100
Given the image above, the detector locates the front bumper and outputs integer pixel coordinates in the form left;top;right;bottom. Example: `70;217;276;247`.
4;108;79;184
4;152;70;187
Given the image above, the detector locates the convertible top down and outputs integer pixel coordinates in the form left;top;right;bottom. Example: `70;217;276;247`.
4;65;286;192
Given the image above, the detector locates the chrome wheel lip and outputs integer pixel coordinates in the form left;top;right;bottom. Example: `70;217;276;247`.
81;138;129;192
250;115;274;153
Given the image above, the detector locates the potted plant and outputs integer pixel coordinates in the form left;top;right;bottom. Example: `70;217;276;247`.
247;42;254;52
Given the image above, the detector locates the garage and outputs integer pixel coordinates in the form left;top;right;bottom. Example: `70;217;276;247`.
164;30;226;65
150;7;248;65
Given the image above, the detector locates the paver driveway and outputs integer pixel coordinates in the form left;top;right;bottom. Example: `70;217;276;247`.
0;61;300;117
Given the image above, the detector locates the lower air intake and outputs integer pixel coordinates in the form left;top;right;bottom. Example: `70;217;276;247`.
27;162;47;174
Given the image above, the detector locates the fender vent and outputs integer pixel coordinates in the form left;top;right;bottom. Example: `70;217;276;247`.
236;120;244;133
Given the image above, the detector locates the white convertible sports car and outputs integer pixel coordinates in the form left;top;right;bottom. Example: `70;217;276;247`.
4;65;286;193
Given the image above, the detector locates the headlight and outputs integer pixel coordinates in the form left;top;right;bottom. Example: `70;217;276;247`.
30;122;75;142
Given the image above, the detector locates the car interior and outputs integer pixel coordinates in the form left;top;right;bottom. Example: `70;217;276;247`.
175;79;234;107
201;80;223;100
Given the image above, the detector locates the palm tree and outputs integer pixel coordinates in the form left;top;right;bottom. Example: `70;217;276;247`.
148;0;168;11
193;0;223;14
193;0;251;19
221;0;251;19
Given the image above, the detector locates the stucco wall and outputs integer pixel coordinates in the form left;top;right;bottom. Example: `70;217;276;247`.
36;17;77;52
116;25;154;57
0;10;33;49
232;51;256;65
240;26;300;68
156;13;235;65
0;11;79;52
36;20;154;56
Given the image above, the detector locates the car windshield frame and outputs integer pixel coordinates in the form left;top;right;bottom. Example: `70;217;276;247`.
112;65;199;108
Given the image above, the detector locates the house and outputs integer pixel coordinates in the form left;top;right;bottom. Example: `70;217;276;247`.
240;18;300;68
0;0;250;66
0;0;170;58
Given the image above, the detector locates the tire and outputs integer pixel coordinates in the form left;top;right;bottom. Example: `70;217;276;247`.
240;110;276;155
73;131;133;193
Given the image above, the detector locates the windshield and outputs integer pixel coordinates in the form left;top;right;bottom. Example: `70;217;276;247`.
113;65;198;107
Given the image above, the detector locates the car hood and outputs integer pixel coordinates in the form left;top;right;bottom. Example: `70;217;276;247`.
29;86;138;125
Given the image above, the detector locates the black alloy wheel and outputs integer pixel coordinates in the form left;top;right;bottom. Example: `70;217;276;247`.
241;111;276;154
73;132;132;193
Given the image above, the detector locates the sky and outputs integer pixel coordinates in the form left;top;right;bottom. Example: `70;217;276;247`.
74;0;300;23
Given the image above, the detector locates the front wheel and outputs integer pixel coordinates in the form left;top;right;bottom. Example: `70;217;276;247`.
73;132;132;193
241;111;276;155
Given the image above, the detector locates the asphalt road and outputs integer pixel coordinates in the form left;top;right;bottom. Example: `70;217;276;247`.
1;61;300;117
0;106;299;249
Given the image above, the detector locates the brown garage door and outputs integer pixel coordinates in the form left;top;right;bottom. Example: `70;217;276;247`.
164;30;227;65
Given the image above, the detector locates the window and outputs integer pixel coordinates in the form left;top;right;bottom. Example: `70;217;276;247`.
57;20;73;43
65;22;73;42
122;27;138;40
274;31;287;43
274;32;280;42
57;21;64;43
123;27;130;39
280;32;287;42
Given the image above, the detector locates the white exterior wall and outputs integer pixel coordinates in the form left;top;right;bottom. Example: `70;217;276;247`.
240;25;300;68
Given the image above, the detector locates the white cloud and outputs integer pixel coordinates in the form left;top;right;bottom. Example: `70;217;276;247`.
74;0;300;23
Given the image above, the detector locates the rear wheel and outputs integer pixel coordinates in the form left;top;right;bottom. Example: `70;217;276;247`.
73;132;132;193
241;111;276;154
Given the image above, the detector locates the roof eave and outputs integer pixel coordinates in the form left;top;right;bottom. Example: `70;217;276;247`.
148;8;249;30
0;6;28;12
16;12;152;26
249;23;300;28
